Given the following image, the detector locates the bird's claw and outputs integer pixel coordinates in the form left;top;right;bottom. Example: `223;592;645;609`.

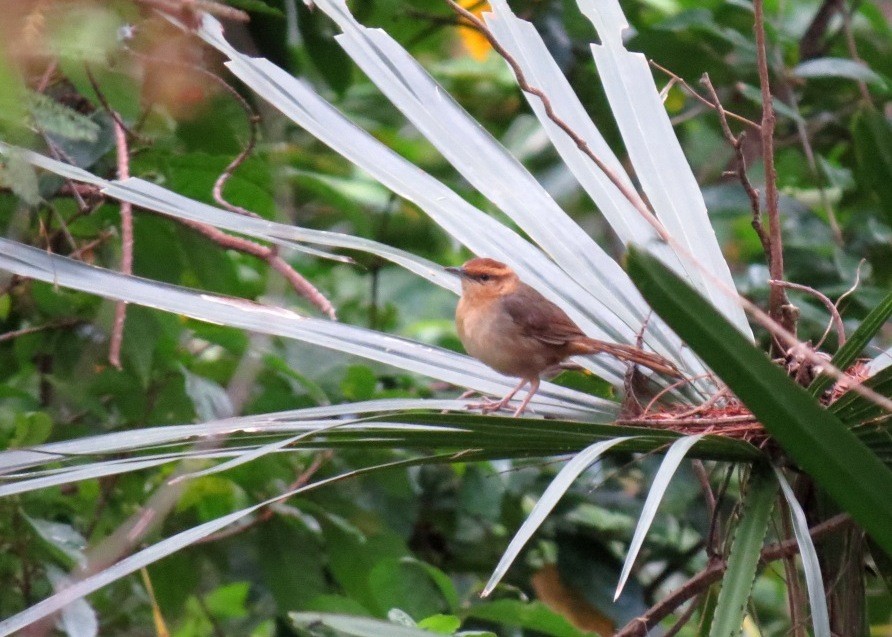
465;398;510;414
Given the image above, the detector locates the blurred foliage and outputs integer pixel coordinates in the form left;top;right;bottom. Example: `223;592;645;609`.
0;0;890;635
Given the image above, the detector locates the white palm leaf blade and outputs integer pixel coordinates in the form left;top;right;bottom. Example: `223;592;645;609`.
867;346;892;375
578;0;753;339
0;458;416;637
775;469;831;637
481;0;706;378
614;434;704;600
482;436;632;596
0;144;459;294
0;448;294;497
193;16;680;380
0;239;614;417
307;1;654;338
0;400;476;476
483;0;660;249
109;178;459;290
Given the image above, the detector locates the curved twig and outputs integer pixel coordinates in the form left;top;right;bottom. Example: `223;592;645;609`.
769;279;845;348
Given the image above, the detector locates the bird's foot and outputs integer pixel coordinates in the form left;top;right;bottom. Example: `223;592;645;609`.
465;397;512;414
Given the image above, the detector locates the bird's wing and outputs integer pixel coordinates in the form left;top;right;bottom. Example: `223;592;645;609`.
500;284;586;347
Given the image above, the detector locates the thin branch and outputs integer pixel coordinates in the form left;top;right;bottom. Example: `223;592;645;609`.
700;73;768;257
692;460;716;519
754;0;792;335
126;51;264;217
662;594;702;637
109;117;133;370
651;61;761;131
196;451;331;545
0;319;81;343
84;66;145;143
823;259;865;349
769;279;846;348
68;231;115;261
614;513;853;636
445;0;671;244
178;218;337;319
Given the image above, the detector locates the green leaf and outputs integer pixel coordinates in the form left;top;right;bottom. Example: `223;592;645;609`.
25;516;88;567
28;92;100;142
368;558;450;621
792;58;887;87
708;465;776;637
257;518;327;610
289;612;444;636
9;411;53;447
830;366;892;426
0;151;40;205
466;600;592;637
736;83;804;123
626;246;892;558
297;2;353;95
852;108;892;227
810;291;892;397
224;0;284;16
416;614;461;634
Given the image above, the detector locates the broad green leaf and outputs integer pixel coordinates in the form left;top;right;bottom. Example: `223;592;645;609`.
810;291;892;397
626;246;892;558
416;614;461;634
369;558;450;621
297;1;353;94
258;517;327;610
466;600;592;637
852;108;892;227
28;92;100;142
289;613;443;637
708;465;776;637
793;58;887;87
482;437;632;596
830;366;892;426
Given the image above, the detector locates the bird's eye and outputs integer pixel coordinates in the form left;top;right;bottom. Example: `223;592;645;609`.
478;274;490;282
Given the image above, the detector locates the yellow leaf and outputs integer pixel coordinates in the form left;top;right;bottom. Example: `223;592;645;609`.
457;0;492;61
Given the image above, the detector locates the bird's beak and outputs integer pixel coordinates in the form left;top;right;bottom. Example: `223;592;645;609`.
445;266;465;278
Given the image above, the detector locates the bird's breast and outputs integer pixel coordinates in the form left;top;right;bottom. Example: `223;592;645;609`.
456;295;558;378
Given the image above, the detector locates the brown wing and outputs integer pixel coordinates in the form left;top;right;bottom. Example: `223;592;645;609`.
500;283;586;347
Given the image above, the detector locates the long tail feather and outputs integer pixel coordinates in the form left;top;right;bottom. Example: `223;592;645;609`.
577;338;683;378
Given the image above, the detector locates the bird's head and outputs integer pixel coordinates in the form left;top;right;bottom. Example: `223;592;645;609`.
446;258;519;298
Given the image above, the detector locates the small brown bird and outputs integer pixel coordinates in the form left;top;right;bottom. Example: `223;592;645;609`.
447;257;682;416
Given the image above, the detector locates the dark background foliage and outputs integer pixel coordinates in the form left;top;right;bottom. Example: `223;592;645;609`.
0;0;890;635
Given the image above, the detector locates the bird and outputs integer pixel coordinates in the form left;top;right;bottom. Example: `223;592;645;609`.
446;257;682;417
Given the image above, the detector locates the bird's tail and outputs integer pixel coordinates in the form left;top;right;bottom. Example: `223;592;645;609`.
576;338;683;378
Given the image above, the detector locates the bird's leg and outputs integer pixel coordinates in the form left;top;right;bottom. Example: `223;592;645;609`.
466;377;528;414
512;377;540;417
